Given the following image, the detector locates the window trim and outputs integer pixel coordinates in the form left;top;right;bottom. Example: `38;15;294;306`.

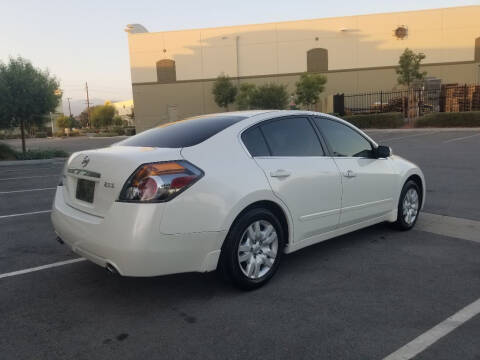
310;116;377;159
239;115;327;158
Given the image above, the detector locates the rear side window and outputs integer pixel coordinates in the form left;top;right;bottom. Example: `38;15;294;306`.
260;117;324;156
117;115;247;148
241;127;269;156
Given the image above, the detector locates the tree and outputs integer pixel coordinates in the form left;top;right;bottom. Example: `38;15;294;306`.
250;83;289;110
212;74;237;111
113;115;123;126
0;57;60;153
90;104;116;128
56;115;71;130
236;83;256;110
77;109;89;128
295;73;327;109
396;48;427;88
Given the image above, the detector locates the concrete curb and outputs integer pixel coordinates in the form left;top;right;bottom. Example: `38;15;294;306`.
0;157;66;167
365;127;480;132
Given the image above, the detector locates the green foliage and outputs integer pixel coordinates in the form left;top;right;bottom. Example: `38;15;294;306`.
56;115;71;129
113;115;124;126
343;112;405;129
112;126;125;135
0;57;61;153
0;142;68;161
396;48;427;87
0;143;17;160
236;83;257;110
415;111;480;127
212;75;237;110
77;109;89;128
124;127;136;136
250;83;289;110
295;73;327;109
90;105;116;128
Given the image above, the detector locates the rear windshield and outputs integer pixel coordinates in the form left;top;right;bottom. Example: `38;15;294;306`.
116;115;247;148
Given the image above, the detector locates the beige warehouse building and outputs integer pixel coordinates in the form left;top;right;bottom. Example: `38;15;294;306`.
126;6;480;132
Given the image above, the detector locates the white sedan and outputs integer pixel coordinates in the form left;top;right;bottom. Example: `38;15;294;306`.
52;110;425;289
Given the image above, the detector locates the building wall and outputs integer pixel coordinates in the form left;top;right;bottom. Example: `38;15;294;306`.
127;6;480;131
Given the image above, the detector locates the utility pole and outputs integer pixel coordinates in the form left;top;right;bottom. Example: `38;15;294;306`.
85;82;91;127
66;97;72;118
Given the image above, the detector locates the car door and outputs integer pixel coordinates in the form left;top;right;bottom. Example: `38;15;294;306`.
313;117;396;227
241;116;342;243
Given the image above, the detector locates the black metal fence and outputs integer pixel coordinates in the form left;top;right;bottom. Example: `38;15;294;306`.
333;84;480;117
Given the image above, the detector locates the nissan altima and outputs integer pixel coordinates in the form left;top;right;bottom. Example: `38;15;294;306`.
52;110;425;289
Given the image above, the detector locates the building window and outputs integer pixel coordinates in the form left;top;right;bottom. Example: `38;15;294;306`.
307;48;328;72
475;37;480;62
156;59;176;83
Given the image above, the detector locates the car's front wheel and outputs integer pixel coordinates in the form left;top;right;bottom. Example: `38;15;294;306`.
219;207;285;290
394;180;421;230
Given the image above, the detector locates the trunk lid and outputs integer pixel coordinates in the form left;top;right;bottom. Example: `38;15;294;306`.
62;146;182;217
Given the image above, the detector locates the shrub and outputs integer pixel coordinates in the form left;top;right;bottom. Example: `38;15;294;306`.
35;132;47;138
0;143;18;160
415;111;480;127
212;74;237;110
250;83;289;110
342;112;404;129
94;132;119;137
16;149;69;160
295;73;327;109
0;142;69;160
236;83;256;110
112;126;125;135
124;127;136;136
54;130;65;137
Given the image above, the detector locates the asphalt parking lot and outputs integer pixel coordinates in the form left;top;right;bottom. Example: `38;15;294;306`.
0;129;479;360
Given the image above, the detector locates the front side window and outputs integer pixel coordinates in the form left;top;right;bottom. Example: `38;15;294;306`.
314;118;373;158
260;117;324;157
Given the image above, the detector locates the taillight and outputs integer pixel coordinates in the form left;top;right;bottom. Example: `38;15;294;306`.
118;160;203;202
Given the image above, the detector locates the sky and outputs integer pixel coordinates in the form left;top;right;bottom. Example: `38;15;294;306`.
1;0;479;115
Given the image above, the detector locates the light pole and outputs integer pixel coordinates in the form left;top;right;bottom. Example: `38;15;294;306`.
66;97;72;118
50;112;54;136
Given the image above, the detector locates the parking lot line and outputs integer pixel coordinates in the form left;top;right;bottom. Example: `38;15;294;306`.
0;166;61;173
382;297;480;360
0;187;56;194
0;258;86;280
443;133;480;144
379;131;439;142
417;213;480;244
0;210;51;219
0;174;58;181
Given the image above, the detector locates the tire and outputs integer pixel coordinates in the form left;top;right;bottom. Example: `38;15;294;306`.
219;207;285;290
394;180;421;231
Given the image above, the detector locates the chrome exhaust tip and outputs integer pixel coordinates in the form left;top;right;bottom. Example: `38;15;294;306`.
105;263;119;275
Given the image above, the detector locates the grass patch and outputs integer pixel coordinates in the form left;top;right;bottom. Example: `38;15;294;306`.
0;142;69;161
342;112;405;129
415;111;480;127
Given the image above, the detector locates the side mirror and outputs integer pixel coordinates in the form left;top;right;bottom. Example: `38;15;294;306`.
374;145;391;158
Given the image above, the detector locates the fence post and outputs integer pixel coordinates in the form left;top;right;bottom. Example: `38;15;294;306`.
380;91;383;113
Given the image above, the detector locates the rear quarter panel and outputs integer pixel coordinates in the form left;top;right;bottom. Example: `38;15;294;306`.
160;125;293;240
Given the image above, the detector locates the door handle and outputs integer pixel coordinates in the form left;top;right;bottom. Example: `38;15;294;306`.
343;170;356;178
270;169;291;178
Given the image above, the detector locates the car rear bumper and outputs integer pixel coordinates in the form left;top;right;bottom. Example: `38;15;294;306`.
51;187;225;276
